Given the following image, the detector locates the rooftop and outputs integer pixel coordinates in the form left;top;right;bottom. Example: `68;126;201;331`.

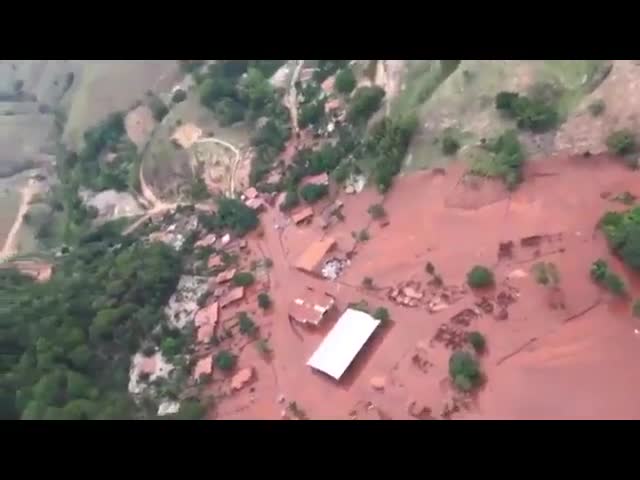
220;286;245;308
295;237;336;273
291;206;314;225
288;288;335;326
306;308;381;380
193;356;213;379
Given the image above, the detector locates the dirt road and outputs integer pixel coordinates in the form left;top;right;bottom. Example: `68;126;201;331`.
0;180;37;262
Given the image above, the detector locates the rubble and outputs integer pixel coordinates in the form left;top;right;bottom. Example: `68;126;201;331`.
231;367;254;391
157;401;180;417
408;400;433;420
165;276;209;329
431;323;467;350
321;257;349;280
370;376;386;390
449;308;478;327
475;297;494;314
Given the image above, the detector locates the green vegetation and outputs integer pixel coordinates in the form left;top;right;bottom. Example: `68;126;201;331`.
335;68;357;94
255;338;272;356
441;132;460;156
366;114;419;193
599;207;640;270
279;189;300;212
214;350;237;372
249;119;290;186
0;233;183;420
232;271;255;287
606;129;636;156
590;259;627;296
449;350;483;392
467;331;487;354
355;229;370;242
171;90;187;104
257;292;272;310
298;99;326;129
466;265;495;289
588;99;606;117
238;312;258;337
300;184;328;204
215;197;259;237
469;130;526;190
372;307;390;324
495;90;559;133
313;60;350;83
367;203;386;220
347;86;385;124
147;94;169;122
531;262;560;286
633;299;640;318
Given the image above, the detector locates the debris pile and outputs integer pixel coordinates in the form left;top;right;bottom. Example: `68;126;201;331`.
321;257;349;280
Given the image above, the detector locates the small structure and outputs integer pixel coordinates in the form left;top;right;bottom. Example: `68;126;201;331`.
220;286;245;308
195;234;217;248
307;308;381;381
216;268;236;284
195;302;219;327
301;172;329;187
197;323;215;343
193;355;213;380
245;197;267;211
295;237;337;274
291;206;314;225
244;187;259;200
171;123;203;149
288;288;335;326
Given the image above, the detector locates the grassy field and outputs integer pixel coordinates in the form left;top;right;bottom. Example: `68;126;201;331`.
401;60;611;172
63;61;179;151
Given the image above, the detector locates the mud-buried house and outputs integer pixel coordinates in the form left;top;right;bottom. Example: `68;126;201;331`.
294;237;336;275
288;288;335;326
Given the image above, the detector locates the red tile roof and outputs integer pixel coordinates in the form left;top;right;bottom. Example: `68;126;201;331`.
295;237;336;273
220;286;245;308
288;288;335;325
291;207;314;224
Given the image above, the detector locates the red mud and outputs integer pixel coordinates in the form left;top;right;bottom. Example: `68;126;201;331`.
209;153;640;420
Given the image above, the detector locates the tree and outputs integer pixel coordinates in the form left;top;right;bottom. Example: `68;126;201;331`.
172;89;187;104
172;399;206;420
362;277;374;289
258;292;272;310
215;350;237;372
367;203;386;220
298;100;325;129
373;307;390;324
300;184;328;204
216;197;259;237
232;271;255;287
238;312;258;337
448;350;482;392
199;77;235;107
148;95;169;122
279;189;300;212
604;271;627;297
467;331;487;354
347;86;385;124
335;68;357;94
466;265;495;288
606;129;636;156
441;135;460;156
588;99;606;117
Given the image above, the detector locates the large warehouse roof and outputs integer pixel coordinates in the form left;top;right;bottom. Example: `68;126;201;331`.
306;308;381;380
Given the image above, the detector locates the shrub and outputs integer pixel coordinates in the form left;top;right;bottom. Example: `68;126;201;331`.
531;262;560;286
238;312;257;336
604;271;627;296
633;299;640;318
373;307;390;323
347;86;385;124
172;89;187;104
214;350;237;371
298;101;325;129
425;262;435;275
470;130;526;190
466;265;495;288
300;184;328;204
448;350;482;392
148;95;169;122
599;208;640;270
232;272;255;287
255;338;272;356
362;277;374;289
441;135;460;156
590;259;609;282
335;68;357;94
279;189;300;212
258;292;272;310
348;300;370;313
357;229;370;242
588;99;606;117
263;258;274;269
467;331;486;354
606;129;636;156
367;203;386;220
495;91;558;133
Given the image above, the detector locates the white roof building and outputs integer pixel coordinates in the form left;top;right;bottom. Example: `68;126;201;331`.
306;308;381;380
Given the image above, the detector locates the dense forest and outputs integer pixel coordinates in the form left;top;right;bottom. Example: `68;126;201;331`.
0;227;189;420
